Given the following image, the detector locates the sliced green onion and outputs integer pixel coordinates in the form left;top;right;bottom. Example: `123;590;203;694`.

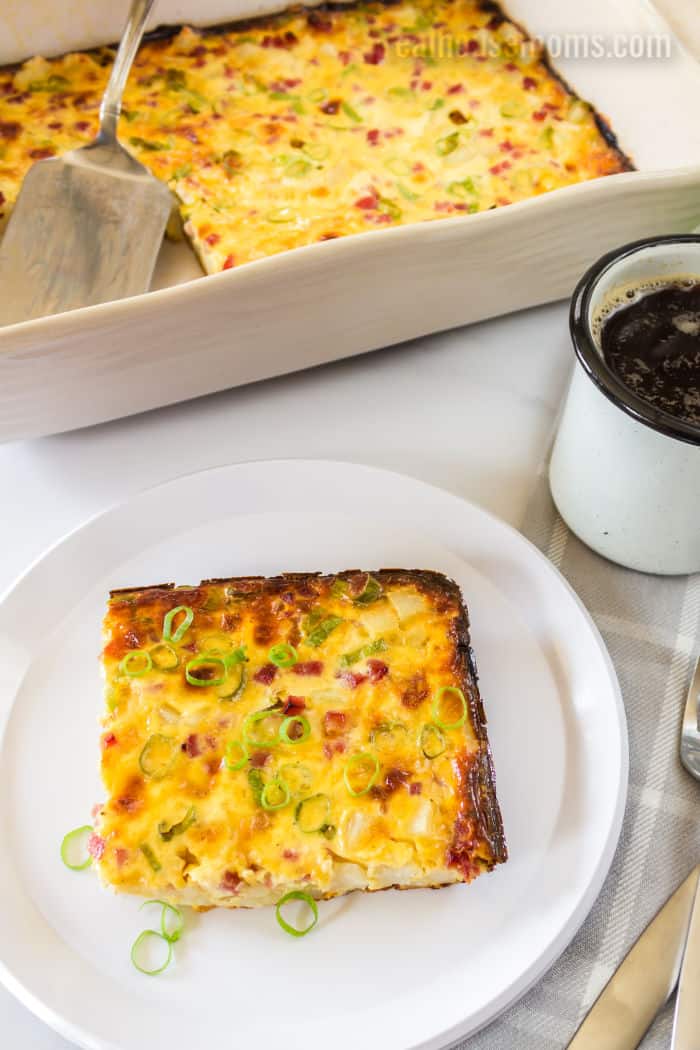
429;97;445;110
218;662;247;701
341;100;362;123
162;605;194;644
269;643;299;669
370;720;407;753
119;649;152;677
224;645;248;667
388;86;414;99
279;715;311;744
302;142;329;161
139;733;177;779
500;100;528;119
435;131;460;156
60;825;93;871
305;615;343;648
261;777;291;811
243;706;284;748
275;891;318;938
340;637;388;668
343;752;380;796
158;805;196;842
248;767;265;805
225;739;248;771
353;574;383;606
420;722;447;759
185;654;227;687
129;136;170;151
280;762;313;799
140;899;185;943
341;62;359;78
150;643;180;671
307;87;327;103
447;176;477;200
397;182;420;202
130;929;173;975
330;578;348;599
139;843;162;872
432;686;467;729
295;793;331;833
285;158;312;177
378;197;402;221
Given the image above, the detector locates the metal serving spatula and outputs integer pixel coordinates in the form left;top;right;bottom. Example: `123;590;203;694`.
0;0;172;327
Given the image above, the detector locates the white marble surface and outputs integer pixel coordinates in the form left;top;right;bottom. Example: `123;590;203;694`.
0;298;572;1048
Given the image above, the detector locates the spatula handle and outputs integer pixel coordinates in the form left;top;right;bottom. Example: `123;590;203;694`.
99;0;156;142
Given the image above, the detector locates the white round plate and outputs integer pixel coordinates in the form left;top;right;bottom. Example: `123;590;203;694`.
0;460;627;1050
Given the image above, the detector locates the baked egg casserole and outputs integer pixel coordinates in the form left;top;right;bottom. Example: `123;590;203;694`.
0;0;631;272
92;570;506;908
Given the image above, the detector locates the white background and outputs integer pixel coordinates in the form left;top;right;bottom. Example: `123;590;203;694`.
0;297;572;1047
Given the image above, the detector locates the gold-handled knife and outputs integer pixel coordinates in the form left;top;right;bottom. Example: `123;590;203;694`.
567;865;700;1050
671;873;700;1049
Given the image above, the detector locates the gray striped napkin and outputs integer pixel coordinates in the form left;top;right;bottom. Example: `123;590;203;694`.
459;468;699;1050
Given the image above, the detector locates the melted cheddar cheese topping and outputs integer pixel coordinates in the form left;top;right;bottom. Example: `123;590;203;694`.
0;0;630;273
95;570;505;908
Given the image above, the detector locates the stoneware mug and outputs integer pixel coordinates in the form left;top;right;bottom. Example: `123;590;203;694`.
550;234;700;575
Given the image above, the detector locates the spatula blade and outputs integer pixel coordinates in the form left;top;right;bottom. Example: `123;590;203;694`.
0;149;173;327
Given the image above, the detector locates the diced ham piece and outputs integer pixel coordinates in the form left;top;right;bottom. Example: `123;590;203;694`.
367;659;389;682
336;670;368;688
283;695;306;714
323;710;346;737
249;751;271;768
283;848;299;860
102;732;118;749
87;833;105;860
219;870;242;893
364;43;385;64
409;782;423;795
115;847;129;867
293;661;324;676
183;733;201;757
254;663;277;685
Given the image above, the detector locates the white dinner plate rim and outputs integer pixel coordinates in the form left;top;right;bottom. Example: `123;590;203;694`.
0;459;628;1050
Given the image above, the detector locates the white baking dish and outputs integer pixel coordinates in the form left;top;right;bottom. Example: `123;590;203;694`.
0;0;699;442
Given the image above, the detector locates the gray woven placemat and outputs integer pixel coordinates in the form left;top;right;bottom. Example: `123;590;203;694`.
458;467;700;1050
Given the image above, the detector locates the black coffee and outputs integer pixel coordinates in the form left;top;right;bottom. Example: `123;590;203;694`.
599;280;700;427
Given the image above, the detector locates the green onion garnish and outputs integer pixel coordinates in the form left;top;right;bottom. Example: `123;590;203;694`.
340;637;388;668
248;767;265;806
294;793;331;833
378;197;402;221
435;131;459;156
500;100;528;119
432;686;467;729
388;86;414;98
162;605;194;644
370;720;407;753
139;843;162;872
60;825;93;871
130;136;170;151
185;654;227;687
139;734;177;779
279;715;311;745
397;182;420;202
285;158;312;177
218;662;247;701
225;739;248;771
140;899;184;943
447;177;477;200
158;806;196;842
429;97;445;110
341;100;362;123
243;706;284;748
305;615;344;647
261;777;291;811
150;643;180;671
119;649;152;677
275;891;318;938
343;752;380;796
224;646;248;667
353;575;383;606
420;722;446;758
269;643;299;669
130;929;173;975
307;87;327;103
280;762;313;798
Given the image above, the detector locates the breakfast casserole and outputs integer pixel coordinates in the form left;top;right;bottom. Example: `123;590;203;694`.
92;569;506;908
0;0;631;272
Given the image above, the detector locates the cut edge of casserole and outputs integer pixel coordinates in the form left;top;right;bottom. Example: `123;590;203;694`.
93;569;506;910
